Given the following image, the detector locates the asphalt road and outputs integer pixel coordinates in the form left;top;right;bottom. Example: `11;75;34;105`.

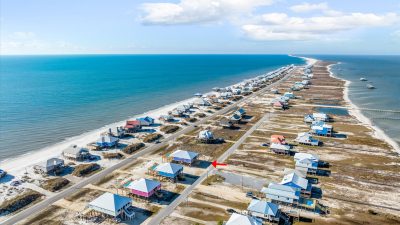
2;68;293;225
147;72;293;225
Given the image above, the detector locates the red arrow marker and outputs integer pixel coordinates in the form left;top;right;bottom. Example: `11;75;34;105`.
212;160;227;168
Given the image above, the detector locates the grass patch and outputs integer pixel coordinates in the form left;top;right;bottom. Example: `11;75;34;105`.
40;177;70;192
143;133;163;143
160;125;180;134
0;189;43;214
72;163;100;177
202;174;225;186
122;142;145;154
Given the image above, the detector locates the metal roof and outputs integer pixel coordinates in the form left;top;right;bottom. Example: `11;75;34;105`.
247;199;279;217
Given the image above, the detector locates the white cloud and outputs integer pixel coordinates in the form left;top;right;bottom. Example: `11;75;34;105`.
242;12;400;41
140;0;274;25
392;30;400;38
1;32;84;55
290;2;328;13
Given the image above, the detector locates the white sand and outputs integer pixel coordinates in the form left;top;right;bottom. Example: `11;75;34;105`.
1;64;297;178
326;62;400;153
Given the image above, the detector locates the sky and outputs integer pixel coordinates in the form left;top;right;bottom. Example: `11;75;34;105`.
1;0;400;55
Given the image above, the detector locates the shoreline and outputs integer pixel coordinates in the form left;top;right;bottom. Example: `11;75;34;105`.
326;62;400;153
0;62;303;174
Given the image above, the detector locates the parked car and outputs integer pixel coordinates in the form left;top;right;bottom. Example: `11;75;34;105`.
246;191;253;198
226;208;236;214
10;180;22;186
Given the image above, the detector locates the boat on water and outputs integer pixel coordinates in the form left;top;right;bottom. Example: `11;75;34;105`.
366;84;375;89
360;77;367;81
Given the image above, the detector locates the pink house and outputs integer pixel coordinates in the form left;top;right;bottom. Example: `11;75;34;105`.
125;178;161;198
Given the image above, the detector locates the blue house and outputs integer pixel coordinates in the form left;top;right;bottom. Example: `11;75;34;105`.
155;163;183;181
311;121;333;136
170;150;199;165
137;116;155;126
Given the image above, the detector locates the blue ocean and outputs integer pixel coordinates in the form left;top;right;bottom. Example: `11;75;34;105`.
0;54;304;162
309;55;400;147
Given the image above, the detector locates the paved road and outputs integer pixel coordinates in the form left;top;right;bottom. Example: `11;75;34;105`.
147;71;294;225
3;68;293;225
147;112;273;225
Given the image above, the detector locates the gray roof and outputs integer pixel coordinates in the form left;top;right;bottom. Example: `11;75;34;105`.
280;172;308;190
263;182;299;200
88;192;131;217
247;199;279;217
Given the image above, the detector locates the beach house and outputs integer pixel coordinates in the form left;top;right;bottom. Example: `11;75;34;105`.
125;178;161;199
311;121;333;137
169;150;199;165
88;192;134;221
271;135;286;145
96;134;119;148
312;113;329;122
109;127;125;138
36;158;64;174
294;153;319;174
272;101;285;110
296;158;318;174
198;129;215;143
154;163;184;182
137;116;155;126
62;145;89;161
270;89;279;94
262;182;300;205
283;92;295;99
226;213;262;225
270;143;291;155
280;172;312;196
220;118;234;128
304;114;315;123
230;114;242;123
159;114;174;122
235;108;246;117
124;120;141;132
171;108;184;117
283;168;307;178
295;132;320;146
247;199;280;222
194;98;211;106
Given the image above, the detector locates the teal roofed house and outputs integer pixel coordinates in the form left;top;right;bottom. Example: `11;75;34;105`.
155;163;184;182
247;199;280;222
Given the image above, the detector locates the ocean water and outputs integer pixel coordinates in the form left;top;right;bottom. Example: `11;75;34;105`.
310;55;400;147
0;54;304;162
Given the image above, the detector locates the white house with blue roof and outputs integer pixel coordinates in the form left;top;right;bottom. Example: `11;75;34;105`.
226;213;262;225
137;116;155;126
280;172;312;196
88;192;134;220
262;182;300;205
311;121;333;136
170;150;199;165
247;199;280;222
